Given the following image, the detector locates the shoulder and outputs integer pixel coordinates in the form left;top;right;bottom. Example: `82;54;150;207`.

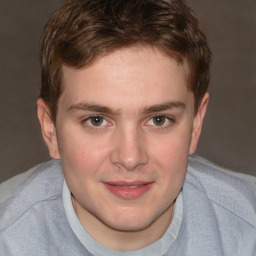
0;166;36;203
0;159;64;232
188;155;256;184
186;155;256;228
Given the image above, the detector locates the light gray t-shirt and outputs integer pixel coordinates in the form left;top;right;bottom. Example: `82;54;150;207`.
0;156;256;255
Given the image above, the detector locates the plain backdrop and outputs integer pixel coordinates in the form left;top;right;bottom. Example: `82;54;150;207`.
0;0;255;183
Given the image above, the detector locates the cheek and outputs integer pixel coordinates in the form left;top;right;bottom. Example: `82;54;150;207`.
150;127;191;186
151;128;191;165
157;142;188;185
57;128;111;176
58;135;105;198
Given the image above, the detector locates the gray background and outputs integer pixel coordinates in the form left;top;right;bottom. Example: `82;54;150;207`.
0;0;255;183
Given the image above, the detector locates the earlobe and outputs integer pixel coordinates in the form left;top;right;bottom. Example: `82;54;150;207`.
37;99;60;159
189;93;209;154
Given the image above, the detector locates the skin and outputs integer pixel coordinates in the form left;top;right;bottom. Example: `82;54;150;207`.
37;46;208;251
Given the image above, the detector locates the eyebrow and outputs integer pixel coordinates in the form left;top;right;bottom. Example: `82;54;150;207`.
67;101;186;115
68;103;117;115
142;102;186;114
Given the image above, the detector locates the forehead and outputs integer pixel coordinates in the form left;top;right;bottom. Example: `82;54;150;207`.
60;46;192;112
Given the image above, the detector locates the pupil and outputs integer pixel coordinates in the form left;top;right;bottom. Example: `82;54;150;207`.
92;116;103;126
154;116;165;125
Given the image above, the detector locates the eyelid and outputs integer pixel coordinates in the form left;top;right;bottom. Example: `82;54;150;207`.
82;114;111;128
80;114;175;130
145;115;175;128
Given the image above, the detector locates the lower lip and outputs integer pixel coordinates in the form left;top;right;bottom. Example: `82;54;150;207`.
103;182;154;200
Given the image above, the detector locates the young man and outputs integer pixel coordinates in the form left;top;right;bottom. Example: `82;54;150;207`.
0;0;255;255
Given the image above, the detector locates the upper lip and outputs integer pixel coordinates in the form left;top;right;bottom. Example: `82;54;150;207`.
102;181;154;186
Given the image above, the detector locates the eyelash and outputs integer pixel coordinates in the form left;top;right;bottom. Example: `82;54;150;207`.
145;115;175;129
82;115;110;129
81;115;175;130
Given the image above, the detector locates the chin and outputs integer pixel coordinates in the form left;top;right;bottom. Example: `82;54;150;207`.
102;208;157;232
107;220;152;232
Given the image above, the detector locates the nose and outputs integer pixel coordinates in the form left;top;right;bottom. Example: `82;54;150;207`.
110;126;149;171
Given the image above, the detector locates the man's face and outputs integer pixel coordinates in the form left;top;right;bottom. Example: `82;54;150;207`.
38;46;207;243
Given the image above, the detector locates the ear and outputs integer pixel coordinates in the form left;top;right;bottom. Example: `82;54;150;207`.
37;98;60;159
189;93;209;154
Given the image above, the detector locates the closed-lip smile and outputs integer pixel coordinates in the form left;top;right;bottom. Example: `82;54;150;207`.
102;181;154;200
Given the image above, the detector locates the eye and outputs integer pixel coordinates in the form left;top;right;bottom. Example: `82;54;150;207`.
146;115;173;127
152;116;166;126
84;115;108;127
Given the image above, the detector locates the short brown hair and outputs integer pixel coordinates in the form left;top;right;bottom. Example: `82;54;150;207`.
40;0;211;120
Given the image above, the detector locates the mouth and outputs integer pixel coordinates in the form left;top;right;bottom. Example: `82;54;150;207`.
102;181;154;200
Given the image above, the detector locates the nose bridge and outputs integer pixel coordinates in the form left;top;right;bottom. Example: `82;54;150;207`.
110;123;148;170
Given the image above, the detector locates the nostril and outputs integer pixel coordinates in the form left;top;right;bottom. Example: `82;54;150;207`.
110;143;149;170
